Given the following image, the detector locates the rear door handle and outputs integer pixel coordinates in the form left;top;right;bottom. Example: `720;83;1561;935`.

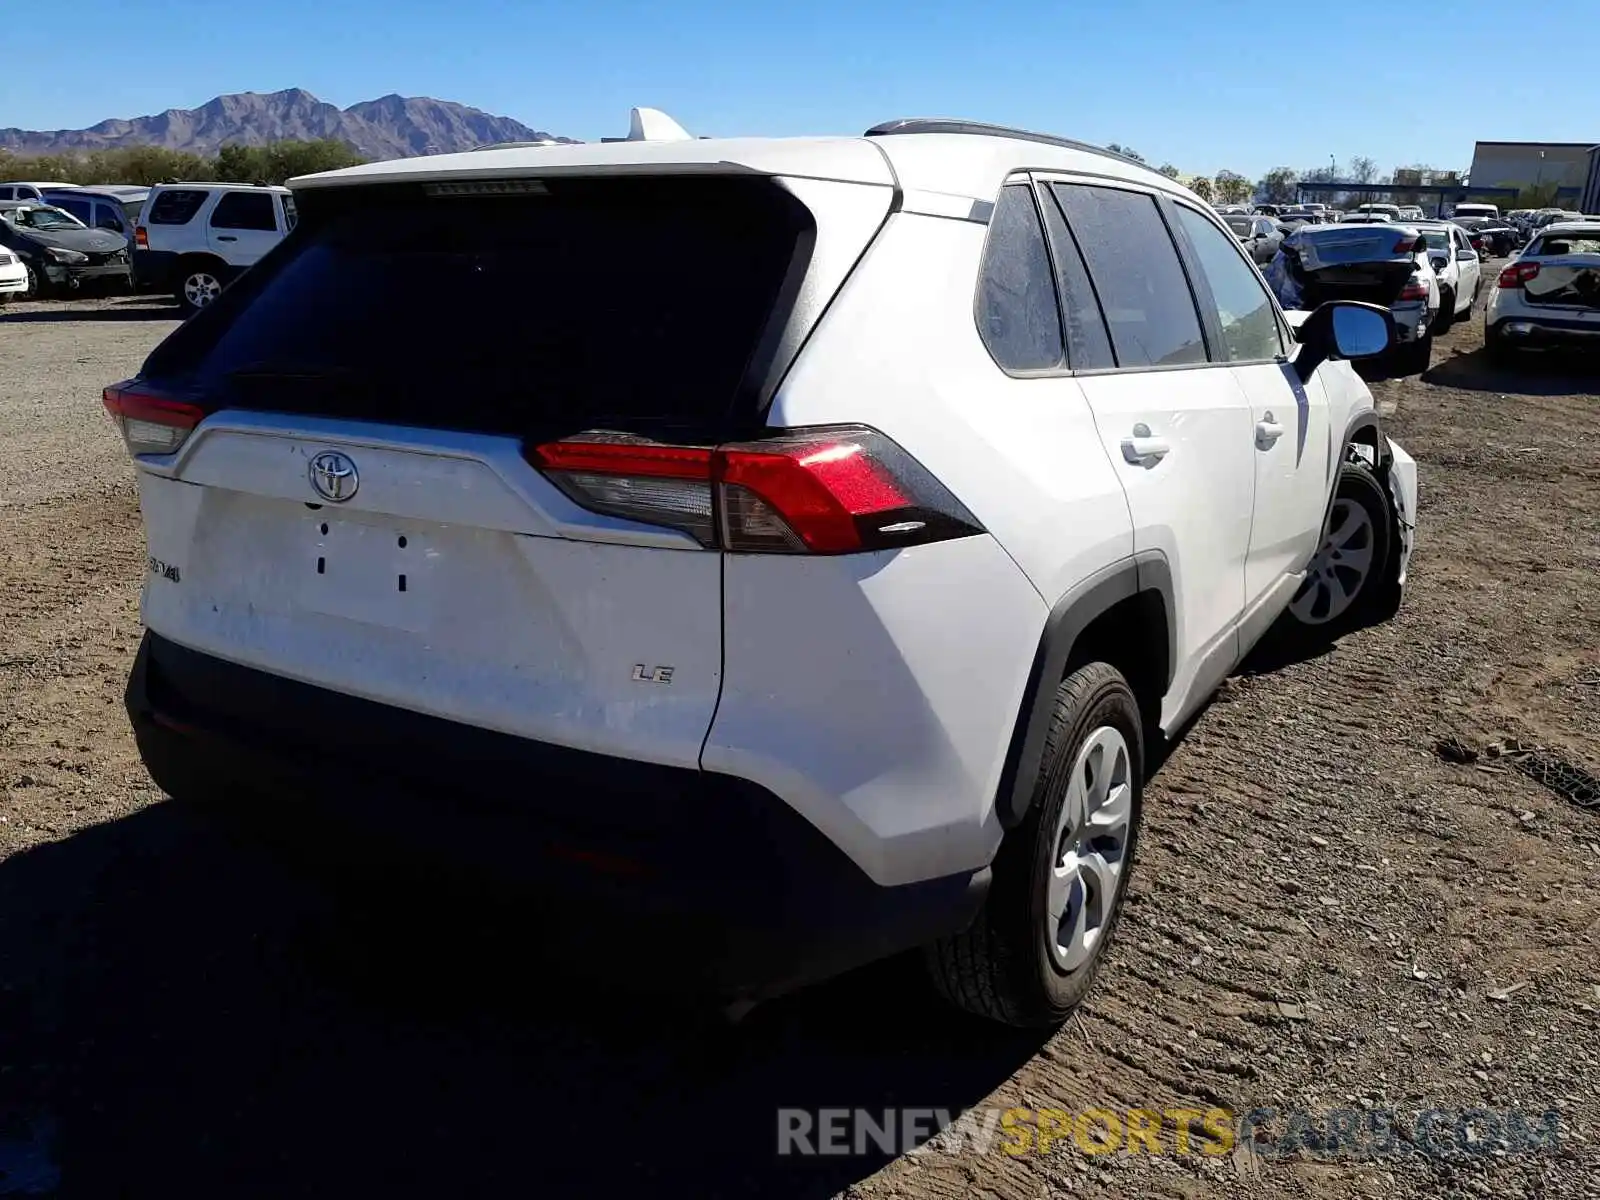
216;235;238;242
1121;428;1171;465
1255;415;1285;449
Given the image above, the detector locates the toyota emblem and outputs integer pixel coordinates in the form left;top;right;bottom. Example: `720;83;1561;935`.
308;451;359;503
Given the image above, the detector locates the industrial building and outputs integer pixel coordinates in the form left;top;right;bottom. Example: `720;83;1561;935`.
1467;141;1595;207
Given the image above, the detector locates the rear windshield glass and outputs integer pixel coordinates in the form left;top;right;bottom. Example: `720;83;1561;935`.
1225;216;1253;236
148;190;209;225
1530;235;1600;256
143;178;813;437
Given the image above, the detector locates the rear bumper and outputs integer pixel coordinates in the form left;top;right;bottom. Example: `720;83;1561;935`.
1488;314;1600;348
124;631;988;1000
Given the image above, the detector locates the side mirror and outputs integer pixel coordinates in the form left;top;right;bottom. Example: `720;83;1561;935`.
1458;249;1478;261
1430;253;1450;271
1294;301;1395;382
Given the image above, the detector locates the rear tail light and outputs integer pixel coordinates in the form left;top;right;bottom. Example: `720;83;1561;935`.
1499;262;1540;289
526;426;983;555
103;381;204;457
1394;235;1424;254
133;226;148;249
1399;276;1430;302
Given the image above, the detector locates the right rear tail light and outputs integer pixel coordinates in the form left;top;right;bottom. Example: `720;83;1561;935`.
134;226;148;249
1499;262;1540;289
526;426;984;555
1399;276;1430;302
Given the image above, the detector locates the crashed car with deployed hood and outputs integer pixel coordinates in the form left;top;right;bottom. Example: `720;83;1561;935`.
0;201;132;296
1266;222;1440;373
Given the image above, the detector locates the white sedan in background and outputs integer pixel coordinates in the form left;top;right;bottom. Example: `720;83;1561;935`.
0;245;28;303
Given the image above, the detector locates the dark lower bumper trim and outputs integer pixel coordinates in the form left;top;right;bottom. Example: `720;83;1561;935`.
125;632;988;999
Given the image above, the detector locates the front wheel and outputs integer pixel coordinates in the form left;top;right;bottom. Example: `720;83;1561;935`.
1283;461;1392;641
22;261;48;299
926;662;1143;1027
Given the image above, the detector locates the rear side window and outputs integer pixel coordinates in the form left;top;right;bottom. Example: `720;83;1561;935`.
280;193;298;231
1171;206;1283;363
142;177;815;437
975;184;1064;371
211;192;278;231
93;201;125;232
1050;184;1206;369
1037;188;1115;370
53;196;93;224
149;190;209;225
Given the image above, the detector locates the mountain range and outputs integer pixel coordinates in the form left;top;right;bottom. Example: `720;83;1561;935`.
0;89;575;160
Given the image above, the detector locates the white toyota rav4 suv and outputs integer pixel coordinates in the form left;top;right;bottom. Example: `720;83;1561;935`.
109;117;1419;1027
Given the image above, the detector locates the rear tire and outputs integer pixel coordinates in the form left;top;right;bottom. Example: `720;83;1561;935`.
1432;289;1455;335
174;258;226;315
1396;332;1431;375
925;662;1143;1027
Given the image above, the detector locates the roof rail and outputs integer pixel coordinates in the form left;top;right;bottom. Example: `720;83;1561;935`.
864;119;1148;168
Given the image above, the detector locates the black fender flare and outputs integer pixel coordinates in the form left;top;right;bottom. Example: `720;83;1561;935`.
995;552;1175;830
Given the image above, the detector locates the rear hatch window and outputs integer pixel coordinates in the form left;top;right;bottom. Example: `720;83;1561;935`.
142;176;817;440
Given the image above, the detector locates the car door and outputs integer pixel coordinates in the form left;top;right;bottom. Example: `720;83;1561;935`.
1169;202;1329;623
1453;226;1481;307
206;191;279;267
1043;180;1254;713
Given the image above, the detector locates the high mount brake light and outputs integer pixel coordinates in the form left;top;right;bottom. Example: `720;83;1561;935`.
103;382;204;457
1499;262;1540;289
526;427;984;555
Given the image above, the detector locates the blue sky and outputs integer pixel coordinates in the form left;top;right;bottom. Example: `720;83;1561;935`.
7;0;1597;180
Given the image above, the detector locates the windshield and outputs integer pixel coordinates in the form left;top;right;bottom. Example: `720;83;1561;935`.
10;206;86;231
1226;217;1253;236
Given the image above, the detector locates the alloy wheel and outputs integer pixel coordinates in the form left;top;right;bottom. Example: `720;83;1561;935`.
1046;725;1134;973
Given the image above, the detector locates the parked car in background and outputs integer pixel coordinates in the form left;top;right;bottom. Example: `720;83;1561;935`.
110;115;1419;1028
133;182;296;313
42;186;148;248
1356;203;1402;221
1452;202;1500;220
0;181;79;202
1450;216;1519;257
1267;222;1439;373
1397;206;1425;222
1412;220;1483;330
0;201;132;297
1225;213;1285;263
1340;212;1390;223
1485;220;1600;363
0;243;28;304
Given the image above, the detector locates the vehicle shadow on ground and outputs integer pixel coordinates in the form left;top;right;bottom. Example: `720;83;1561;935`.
0;301;176;324
1422;346;1600;397
0;801;1047;1199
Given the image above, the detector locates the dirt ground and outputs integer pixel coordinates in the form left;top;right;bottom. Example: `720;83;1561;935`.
1;290;1598;1200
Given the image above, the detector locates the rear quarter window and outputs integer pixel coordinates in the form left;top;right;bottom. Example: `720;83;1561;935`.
975;184;1065;372
148;190;209;225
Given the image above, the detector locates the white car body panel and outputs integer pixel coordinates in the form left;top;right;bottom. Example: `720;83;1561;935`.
704;536;1045;887
0;247;26;294
135;421;725;772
